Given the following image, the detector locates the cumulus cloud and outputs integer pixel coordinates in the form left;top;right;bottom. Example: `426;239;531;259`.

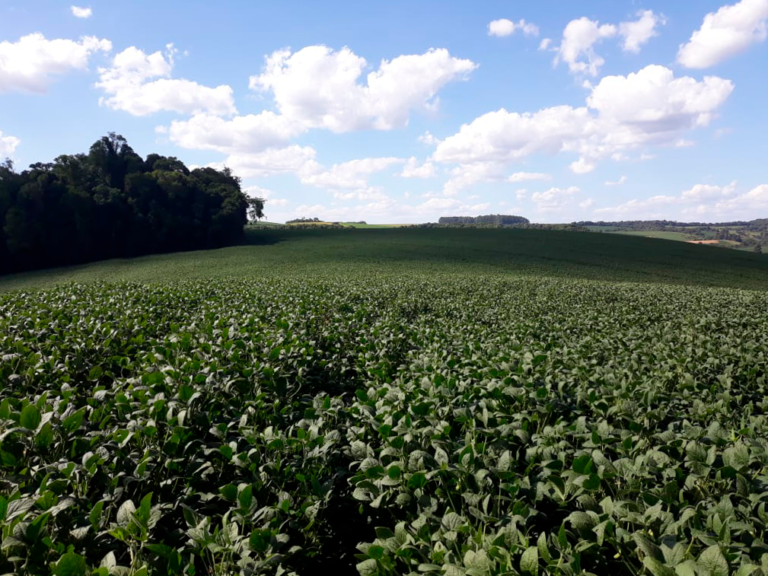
508;171;551;182
569;158;596;174
71;6;92;18
712;184;768;215
595;195;678;218
619;10;666;52
596;181;744;219
681;181;737;201
419;131;441;145
164;45;474;156
555;17;618;76
488;19;539;37
539;38;553;51
605;175;627;186
554;11;664;76
167;112;301;153
433;65;733;176
299;157;403;191
97;45;236;116
249;45;476;132
212;145;318;179
532;186;581;212
678;0;768;68
0;131;20;156
400;157;436;178
442;162;505;196
0;33;111;93
243;185;290;207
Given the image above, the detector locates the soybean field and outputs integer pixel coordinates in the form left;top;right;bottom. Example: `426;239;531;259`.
2;230;768;575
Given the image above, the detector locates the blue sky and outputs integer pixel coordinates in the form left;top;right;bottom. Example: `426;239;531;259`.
1;0;767;223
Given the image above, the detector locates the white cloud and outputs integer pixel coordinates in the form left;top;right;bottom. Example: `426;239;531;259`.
532;186;581;211
681;181;737;201
0;33;111;93
442;162;505;196
71;6;92;18
619;10;665;53
569;157;596;174
167;112;301;153
596;180;743;219
605;175;627;186
579;198;595;209
215;145;318;179
508;171;551;182
164;46;474;158
595;195;678;218
419;131;441;145
488;19;539;37
0;131;20;156
555;17;617;76
300;157;402;190
554;11;663;76
243;184;290;207
515;189;528;200
678;0;768;68
97;45;236;116
249;46;476;132
433;65;733;176
712;184;768;215
539;38;553;51
400;156;436;178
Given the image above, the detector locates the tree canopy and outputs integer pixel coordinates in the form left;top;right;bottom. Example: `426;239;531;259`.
0;133;263;275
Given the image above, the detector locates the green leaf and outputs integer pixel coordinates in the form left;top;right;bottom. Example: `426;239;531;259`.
20;404;41;430
520;546;539;575
0;399;10;419
722;444;749;470
408;472;427;490
62;409;85;434
116;499;136;528
36;421;55;448
634;533;664;562
89;501;104;530
238;484;254;509
88;366;103;380
357;559;379;576
53;552;87;576
219;484;238;501
537;532;551;563
644;557;676;576
698;545;729;576
137;492;153;523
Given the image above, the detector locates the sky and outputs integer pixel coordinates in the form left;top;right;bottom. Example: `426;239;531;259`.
1;0;768;224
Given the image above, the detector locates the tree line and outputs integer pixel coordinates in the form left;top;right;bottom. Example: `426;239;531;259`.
0;133;264;275
438;214;530;226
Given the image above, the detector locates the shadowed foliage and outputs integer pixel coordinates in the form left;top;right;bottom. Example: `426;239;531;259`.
0;133;259;275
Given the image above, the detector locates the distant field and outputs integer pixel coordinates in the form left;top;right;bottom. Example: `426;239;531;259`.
281;221;405;228
586;227;693;242
339;222;406;228
3;227;767;292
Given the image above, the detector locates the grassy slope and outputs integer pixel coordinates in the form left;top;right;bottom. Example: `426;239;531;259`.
2;227;768;292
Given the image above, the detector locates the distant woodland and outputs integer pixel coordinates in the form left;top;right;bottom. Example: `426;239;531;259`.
0;134;264;274
438;214;530;226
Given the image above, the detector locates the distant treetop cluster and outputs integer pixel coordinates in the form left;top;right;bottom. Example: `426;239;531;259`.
0;133;265;275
